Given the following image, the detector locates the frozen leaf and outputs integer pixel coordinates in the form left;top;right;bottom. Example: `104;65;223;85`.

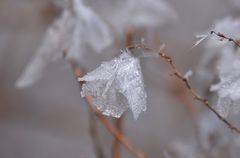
79;50;147;119
16;0;112;88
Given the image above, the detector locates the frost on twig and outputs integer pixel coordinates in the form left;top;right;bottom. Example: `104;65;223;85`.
78;50;147;120
16;0;112;88
196;17;240;83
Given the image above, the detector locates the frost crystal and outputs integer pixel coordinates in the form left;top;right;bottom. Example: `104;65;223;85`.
16;0;112;88
190;34;209;51
79;51;147;119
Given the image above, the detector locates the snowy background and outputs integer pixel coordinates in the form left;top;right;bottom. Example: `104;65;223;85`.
1;0;240;158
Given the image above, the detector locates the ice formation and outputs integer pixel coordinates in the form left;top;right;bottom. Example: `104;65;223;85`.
79;50;147;119
16;0;112;88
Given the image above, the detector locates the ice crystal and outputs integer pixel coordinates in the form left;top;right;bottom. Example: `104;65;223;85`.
79;50;147;119
16;0;112;88
183;70;193;80
190;34;209;51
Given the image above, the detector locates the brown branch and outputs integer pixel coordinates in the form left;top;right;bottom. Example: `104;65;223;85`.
210;31;240;48
68;59;148;158
127;44;240;134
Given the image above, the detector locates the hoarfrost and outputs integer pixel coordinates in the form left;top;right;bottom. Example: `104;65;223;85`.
16;0;112;88
79;50;147;119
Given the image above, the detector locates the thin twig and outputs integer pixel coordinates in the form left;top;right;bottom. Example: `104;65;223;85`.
127;44;240;134
68;59;148;158
210;31;240;48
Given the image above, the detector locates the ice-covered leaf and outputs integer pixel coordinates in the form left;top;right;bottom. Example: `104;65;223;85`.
79;50;147;119
16;0;112;88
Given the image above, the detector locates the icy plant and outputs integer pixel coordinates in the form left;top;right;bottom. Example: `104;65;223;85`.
194;17;240;118
196;17;240;81
16;0;112;88
78;50;147;119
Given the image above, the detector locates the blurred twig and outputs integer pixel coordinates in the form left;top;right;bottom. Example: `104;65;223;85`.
112;116;124;158
67;58;105;158
88;109;105;158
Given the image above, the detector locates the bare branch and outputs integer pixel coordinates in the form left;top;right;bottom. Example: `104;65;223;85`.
210;30;240;48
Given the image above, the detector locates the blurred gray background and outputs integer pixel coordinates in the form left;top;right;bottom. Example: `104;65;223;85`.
0;0;239;157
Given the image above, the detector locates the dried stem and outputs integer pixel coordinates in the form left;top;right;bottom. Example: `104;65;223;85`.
68;59;148;158
127;43;240;134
